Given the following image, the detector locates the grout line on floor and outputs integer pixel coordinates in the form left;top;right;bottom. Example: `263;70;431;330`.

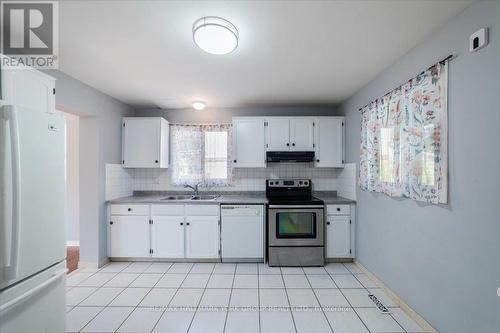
67;261;425;333
222;265;237;333
149;263;196;333
280;268;299;333
184;263;209;333
114;263;171;333
71;263;135;332
304;270;335;333
257;263;262;333
349;262;408;333
338;263;373;333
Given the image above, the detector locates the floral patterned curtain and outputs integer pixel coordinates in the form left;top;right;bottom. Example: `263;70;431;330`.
359;62;448;204
171;124;233;187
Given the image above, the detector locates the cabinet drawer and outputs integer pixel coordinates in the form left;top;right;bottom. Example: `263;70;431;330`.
110;204;149;216
185;204;220;216
151;204;184;216
327;204;350;216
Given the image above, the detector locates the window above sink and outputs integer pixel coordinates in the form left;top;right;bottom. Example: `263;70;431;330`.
170;124;233;187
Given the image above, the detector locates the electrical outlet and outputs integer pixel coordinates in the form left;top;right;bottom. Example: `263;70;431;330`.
497;287;500;297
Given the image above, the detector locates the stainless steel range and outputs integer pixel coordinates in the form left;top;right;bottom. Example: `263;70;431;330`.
266;179;325;267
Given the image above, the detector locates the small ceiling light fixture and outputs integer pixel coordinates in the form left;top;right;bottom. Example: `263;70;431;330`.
192;100;206;110
193;16;239;55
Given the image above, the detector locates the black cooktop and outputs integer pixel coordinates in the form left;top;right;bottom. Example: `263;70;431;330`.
266;179;324;206
267;196;324;206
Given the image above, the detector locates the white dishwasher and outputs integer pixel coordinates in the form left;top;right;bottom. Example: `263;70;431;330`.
221;205;264;261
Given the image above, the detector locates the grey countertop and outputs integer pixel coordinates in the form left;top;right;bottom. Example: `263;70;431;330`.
107;191;355;205
314;191;356;204
106;191;268;204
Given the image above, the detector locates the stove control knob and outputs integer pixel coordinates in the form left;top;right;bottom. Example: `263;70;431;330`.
299;181;303;185
304;181;309;186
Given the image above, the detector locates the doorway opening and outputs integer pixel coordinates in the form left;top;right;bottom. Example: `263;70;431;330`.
57;110;80;273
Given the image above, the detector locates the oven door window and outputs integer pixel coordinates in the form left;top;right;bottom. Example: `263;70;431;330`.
276;212;316;238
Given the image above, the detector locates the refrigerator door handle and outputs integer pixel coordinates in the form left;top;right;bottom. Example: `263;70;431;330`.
2;107;21;281
0;268;67;313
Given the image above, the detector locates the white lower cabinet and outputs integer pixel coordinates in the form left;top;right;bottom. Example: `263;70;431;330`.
325;204;355;259
151;216;185;258
326;216;351;258
185;216;220;259
110;216;150;258
110;204;220;259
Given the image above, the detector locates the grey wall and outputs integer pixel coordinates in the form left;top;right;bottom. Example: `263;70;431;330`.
44;70;134;265
340;1;500;332
56;111;80;244
135;106;339;123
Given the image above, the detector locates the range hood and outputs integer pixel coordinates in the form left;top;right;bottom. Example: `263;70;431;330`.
266;151;315;163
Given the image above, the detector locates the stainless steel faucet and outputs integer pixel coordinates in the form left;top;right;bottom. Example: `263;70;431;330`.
184;182;202;196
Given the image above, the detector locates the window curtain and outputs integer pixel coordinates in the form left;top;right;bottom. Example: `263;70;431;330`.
359;62;448;204
171;124;233;186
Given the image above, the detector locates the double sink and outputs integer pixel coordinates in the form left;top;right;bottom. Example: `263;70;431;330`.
161;194;220;201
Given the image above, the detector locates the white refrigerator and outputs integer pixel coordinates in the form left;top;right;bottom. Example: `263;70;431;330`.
0;105;67;333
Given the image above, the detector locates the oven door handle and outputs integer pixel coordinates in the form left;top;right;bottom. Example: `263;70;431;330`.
268;205;325;209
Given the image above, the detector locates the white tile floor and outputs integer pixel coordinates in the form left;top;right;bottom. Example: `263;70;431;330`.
66;262;427;333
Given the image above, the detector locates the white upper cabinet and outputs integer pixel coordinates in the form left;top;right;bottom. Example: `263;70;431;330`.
290;118;314;151
232;118;266;168
233;116;344;168
265;118;290;151
265;118;315;152
1;60;55;114
122;117;169;168
314;117;344;168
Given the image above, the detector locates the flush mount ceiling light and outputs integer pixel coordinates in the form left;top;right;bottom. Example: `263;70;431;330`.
193;16;239;55
192;101;206;110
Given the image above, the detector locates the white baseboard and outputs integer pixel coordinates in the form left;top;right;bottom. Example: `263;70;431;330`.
354;260;439;333
99;257;109;268
78;257;109;270
66;241;80;247
77;261;99;270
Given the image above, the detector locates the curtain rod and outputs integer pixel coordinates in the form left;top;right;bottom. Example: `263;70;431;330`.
358;54;454;112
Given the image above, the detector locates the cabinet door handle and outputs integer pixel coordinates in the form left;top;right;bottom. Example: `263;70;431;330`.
180;222;184;225
326;221;330;225
155;160;159;164
337;208;341;212
110;221;114;225
128;208;132;212
186;222;190;226
316;159;320;163
286;143;290;147
292;143;295;146
233;160;237;163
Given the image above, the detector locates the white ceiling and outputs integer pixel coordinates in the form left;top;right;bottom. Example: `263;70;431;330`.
59;0;473;109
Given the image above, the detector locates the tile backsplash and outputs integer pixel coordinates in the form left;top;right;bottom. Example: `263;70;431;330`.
105;164;134;200
106;162;357;200
337;163;357;200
